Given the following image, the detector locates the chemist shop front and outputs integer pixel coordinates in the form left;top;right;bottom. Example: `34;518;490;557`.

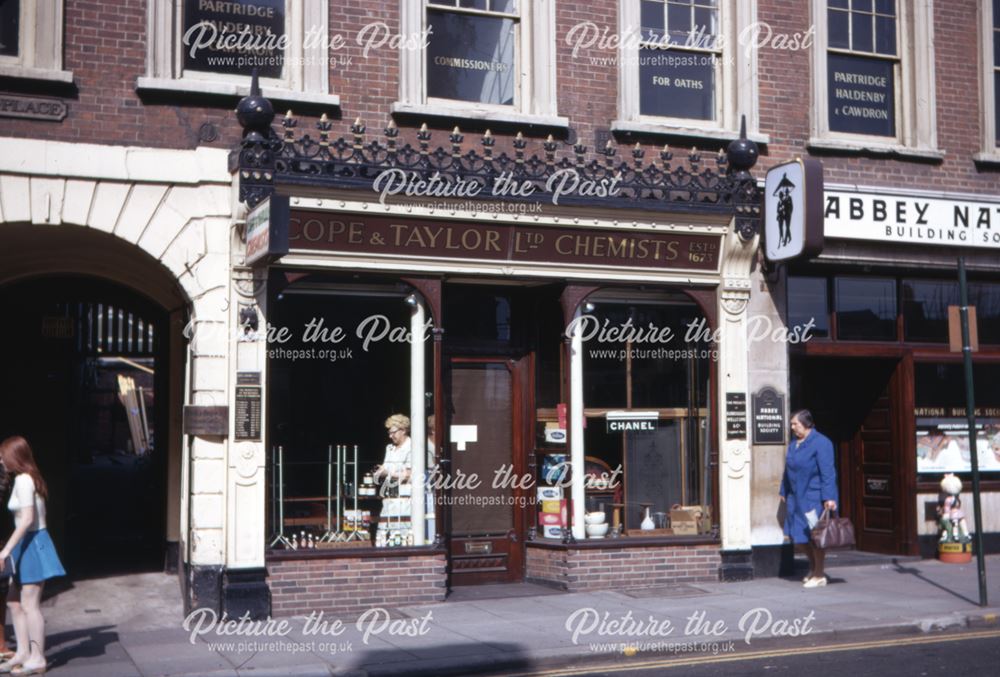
785;186;1000;559
256;200;759;616
235;107;763;616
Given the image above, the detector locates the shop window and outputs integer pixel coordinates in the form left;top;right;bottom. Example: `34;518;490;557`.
613;0;766;142
787;277;830;339
396;0;565;127
0;0;72;82
915;363;1000;475
571;299;712;535
978;0;1000;162
267;283;434;551
902;280;958;343
970;283;1000;345
810;0;938;158
140;0;336;107
834;277;896;341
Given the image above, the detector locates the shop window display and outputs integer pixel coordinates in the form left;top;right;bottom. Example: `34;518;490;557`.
266;278;434;550
915;363;1000;475
536;298;713;538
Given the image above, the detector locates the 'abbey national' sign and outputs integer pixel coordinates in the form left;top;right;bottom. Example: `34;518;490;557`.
824;189;1000;250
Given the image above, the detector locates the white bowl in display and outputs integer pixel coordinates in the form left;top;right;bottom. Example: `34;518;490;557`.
584;512;606;525
586;523;609;538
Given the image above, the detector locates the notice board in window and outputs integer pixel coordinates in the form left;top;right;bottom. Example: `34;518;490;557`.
624;421;681;530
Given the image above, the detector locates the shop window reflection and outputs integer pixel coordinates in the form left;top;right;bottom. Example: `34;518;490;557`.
787;276;830;339
564;298;712;537
902;280;958;342
835;277;896;340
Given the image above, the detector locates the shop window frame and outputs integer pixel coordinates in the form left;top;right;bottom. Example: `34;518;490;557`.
788;273;1000;346
808;0;941;160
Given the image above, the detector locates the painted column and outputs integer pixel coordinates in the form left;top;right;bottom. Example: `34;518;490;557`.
717;227;757;579
570;307;586;541
410;297;427;546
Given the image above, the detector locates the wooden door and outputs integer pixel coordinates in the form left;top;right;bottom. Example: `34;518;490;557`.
849;359;912;554
445;358;527;585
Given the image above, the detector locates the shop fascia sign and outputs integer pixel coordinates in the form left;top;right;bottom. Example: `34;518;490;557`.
763;158;825;262
606;411;659;433
284;207;723;273
245;194;290;266
824;188;1000;249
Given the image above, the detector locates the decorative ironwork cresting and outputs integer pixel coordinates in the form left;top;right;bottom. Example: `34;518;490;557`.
235;72;762;240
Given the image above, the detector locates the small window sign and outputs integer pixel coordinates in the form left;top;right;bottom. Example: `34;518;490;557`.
606;411;659;433
426;9;515;106
182;0;286;78
827;53;895;137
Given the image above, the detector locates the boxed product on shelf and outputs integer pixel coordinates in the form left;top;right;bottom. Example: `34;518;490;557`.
538;512;566;526
537;485;563;501
541;525;564;539
540;499;566;514
670;505;712;535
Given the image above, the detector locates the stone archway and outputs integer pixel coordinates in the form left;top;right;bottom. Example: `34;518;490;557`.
0;145;235;606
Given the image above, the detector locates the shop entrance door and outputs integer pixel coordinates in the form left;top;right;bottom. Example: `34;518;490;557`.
792;356;913;556
445;357;527;585
847;359;913;555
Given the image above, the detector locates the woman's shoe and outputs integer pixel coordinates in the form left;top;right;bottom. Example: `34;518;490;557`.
10;665;45;676
0;652;13;661
0;661;21;674
803;576;827;588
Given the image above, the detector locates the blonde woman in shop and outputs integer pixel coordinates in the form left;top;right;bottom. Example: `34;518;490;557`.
374;414;412;546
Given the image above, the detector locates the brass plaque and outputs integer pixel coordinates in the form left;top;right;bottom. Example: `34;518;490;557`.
183;405;229;436
464;542;493;555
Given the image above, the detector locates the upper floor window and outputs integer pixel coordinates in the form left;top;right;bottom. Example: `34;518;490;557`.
826;0;897;137
0;0;19;58
977;0;1000;162
810;0;938;158
396;0;566;128
637;0;720;121
613;0;765;144
180;0;286;80
994;0;1000;143
0;0;72;83
139;0;336;107
426;0;517;106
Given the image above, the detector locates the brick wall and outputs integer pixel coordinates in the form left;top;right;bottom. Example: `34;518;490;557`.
526;544;720;592
756;0;999;189
266;553;447;617
3;1;994;196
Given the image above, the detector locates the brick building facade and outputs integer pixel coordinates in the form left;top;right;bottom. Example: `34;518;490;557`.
1;0;997;617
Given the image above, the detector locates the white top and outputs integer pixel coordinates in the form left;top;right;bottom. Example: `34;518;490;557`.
382;437;412;478
7;474;46;531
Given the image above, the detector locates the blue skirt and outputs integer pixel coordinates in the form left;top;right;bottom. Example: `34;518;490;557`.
11;529;65;585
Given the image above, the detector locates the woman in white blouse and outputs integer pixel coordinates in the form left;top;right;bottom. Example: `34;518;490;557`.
374;415;413;542
0;436;65;675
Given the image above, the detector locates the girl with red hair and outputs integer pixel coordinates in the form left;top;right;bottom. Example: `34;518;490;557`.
0;436;65;675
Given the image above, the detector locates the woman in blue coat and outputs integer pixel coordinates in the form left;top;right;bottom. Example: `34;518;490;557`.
780;409;838;587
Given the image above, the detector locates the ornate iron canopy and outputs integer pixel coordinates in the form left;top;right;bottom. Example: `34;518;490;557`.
234;73;762;240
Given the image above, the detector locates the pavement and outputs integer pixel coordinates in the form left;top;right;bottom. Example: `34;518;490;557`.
26;553;1000;676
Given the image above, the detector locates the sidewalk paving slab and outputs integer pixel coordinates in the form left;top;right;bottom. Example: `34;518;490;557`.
33;554;1000;676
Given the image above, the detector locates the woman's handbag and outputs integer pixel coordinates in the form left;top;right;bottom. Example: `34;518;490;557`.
811;508;856;549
